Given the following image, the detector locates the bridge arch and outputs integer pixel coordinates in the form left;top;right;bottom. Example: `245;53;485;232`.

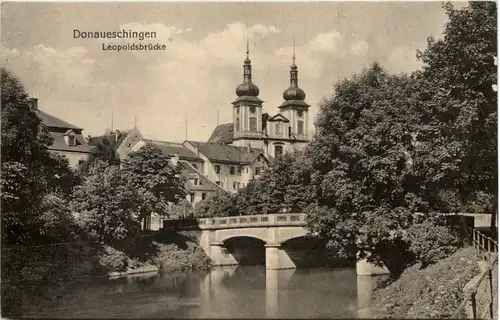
216;228;271;244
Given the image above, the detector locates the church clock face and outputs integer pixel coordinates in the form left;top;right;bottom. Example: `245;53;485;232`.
250;106;256;113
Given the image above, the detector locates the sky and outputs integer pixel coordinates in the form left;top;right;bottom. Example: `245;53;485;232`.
1;1;460;142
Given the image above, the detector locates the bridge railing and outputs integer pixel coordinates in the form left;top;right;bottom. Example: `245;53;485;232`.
196;213;308;230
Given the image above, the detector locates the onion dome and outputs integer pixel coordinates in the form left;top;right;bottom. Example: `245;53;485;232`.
235;38;260;97
282;46;306;101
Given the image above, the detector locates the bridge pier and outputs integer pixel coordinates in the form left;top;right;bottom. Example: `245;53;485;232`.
209;242;237;266
265;243;296;270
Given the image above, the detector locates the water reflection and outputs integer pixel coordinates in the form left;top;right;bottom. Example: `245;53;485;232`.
24;266;384;319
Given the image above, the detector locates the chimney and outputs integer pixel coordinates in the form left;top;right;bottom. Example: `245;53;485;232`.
29;97;38;111
171;152;180;167
195;146;200;156
247;142;251;153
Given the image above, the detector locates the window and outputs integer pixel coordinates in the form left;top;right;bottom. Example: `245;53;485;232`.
246;168;248;173
255;167;261;175
215;165;221;174
297;110;304;117
257;156;261;162
237;166;242;174
68;136;76;147
193;178;199;186
216;181;220;186
235;117;240;132
297;120;304;135
190;193;195;203
78;159;85;166
202;193;207;200
250;106;256;114
249;117;257;131
229;166;235;175
233;182;237;190
275;145;283;157
275;122;282;135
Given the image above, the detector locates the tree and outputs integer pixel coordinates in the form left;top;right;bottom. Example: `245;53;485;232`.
233;151;317;215
415;2;497;234
236;178;263;215
71;161;141;244
308;63;450;278
1;68;75;244
195;190;236;217
120;144;187;227
165;199;195;219
79;137;120;174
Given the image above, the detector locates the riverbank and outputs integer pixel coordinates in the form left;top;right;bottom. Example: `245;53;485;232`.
370;247;482;318
1;231;212;318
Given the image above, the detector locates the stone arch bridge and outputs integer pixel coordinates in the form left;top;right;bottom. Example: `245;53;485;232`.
172;212;494;273
196;213;309;270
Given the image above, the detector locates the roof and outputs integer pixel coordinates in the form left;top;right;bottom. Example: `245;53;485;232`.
232;96;264;104
207;123;234;144
116;130;130;147
88;134;117;147
145;139;202;161
185;140;264;164
268;113;290;122
279;100;310;109
178;161;223;192
47;132;93;153
36;110;82;131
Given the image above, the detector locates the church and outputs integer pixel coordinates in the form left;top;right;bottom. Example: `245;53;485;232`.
90;40;312;205
207;40;311;159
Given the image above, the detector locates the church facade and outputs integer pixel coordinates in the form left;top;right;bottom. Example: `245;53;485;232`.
208;41;311;159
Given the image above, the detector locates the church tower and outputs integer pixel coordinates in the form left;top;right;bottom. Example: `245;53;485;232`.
231;37;265;149
279;40;310;141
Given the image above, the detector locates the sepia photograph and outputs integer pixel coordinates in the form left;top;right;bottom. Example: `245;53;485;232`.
0;1;497;319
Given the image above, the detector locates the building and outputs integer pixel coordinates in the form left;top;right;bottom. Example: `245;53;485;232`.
89;129;224;206
31;97;92;169
207;40;310;159
183;140;268;193
91;39;310;202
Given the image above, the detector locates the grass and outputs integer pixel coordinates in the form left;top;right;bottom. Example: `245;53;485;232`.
371;247;482;319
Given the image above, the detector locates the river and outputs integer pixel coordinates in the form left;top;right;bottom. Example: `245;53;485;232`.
24;266;384;318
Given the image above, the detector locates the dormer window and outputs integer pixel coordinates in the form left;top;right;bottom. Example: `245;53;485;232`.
215;165;221;174
64;129;77;147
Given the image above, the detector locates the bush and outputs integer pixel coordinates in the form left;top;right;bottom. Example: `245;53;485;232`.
405;217;462;268
149;241;212;272
98;246;129;271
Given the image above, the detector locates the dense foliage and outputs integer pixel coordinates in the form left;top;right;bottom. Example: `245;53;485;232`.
0;68;78;244
195;152;317;217
415;1;497;227
71;161;141;244
121;144;187;227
